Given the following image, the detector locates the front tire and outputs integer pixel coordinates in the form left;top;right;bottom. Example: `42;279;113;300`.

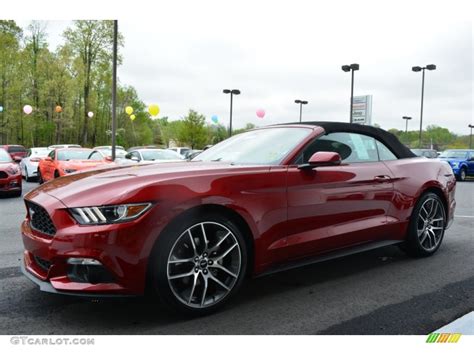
150;212;248;316
457;167;467;181
402;192;446;257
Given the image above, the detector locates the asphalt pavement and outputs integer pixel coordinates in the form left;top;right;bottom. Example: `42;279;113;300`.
0;180;472;335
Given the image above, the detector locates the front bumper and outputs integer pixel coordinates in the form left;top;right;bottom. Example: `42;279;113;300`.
21;193;161;296
0;174;21;192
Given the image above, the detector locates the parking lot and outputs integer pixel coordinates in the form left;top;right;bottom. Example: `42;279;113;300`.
0;180;472;335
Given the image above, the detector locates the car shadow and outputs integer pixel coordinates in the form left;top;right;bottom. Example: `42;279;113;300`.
13;244;410;333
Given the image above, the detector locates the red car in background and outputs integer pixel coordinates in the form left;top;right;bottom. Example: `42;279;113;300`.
22;122;456;315
2;144;27;162
37;148;112;183
0;148;22;197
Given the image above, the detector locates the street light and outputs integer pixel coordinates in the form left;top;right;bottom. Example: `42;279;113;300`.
341;63;359;123
412;64;436;148
469;124;474;149
223;89;240;137
402;116;412;133
294;99;308;122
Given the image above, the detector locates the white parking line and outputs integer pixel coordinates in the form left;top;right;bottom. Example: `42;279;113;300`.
455;215;474;218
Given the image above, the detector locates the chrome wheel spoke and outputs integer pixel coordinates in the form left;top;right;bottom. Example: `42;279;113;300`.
417;198;445;251
167;221;241;309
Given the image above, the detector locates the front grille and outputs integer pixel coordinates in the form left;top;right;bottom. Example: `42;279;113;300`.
34;255;51;272
25;201;57;236
0;171;7;179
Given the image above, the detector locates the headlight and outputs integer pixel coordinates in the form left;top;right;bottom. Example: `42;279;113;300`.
63;168;77;174
70;203;152;225
7;167;19;175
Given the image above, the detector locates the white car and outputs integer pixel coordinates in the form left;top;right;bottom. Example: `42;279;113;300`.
20;147;51;181
48;144;82;149
93;145;125;151
167;147;191;157
124;149;184;164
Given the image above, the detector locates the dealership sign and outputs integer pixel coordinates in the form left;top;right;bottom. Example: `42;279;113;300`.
352;95;372;125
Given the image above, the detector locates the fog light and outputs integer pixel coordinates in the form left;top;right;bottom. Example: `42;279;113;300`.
67;258;102;266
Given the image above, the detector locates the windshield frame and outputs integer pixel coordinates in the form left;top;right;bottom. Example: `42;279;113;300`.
0;149;13;162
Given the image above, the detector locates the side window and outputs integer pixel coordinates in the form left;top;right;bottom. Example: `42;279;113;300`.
27;149;32;157
89;152;102;161
297;132;379;164
48;150;55;159
376;140;398;161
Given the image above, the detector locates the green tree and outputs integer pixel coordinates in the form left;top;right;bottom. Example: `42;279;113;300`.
177;109;208;149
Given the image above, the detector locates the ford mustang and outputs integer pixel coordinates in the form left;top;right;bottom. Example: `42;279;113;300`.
21;122;456;315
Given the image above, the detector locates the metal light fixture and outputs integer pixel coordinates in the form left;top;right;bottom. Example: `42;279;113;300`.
222;89;240;137
294;99;308;122
341;63;360;123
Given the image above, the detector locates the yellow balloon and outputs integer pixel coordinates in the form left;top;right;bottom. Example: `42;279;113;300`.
148;104;160;117
125;106;134;115
130;114;136;121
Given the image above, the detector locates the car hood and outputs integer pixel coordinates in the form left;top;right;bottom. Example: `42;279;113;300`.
25;161;268;207
59;160;108;170
0;162;17;171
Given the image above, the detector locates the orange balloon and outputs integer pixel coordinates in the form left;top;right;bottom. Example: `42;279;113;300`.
55;105;63;113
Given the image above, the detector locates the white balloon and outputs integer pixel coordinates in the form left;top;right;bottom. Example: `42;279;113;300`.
88;111;94;118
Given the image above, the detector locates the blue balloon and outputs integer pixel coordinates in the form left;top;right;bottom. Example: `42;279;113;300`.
211;115;218;123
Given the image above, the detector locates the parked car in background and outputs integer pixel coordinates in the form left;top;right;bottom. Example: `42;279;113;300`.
438;149;474;181
20;147;51;181
47;144;82;149
88;148;127;162
411;149;438;159
37;148;107;183
124;148;184;164
0;148;22;196
185;149;203;160
2;144;27;162
127;145;160;152
167;147;191;157
21;122;456;315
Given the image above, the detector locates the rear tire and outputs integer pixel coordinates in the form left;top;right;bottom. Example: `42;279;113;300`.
25;168;32;182
401;192;446;257
37;169;44;184
149;212;248;316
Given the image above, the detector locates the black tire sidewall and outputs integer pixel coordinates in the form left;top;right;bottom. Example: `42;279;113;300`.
150;212;248;315
405;192;446;257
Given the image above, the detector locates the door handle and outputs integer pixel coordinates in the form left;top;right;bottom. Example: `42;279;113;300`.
374;175;391;182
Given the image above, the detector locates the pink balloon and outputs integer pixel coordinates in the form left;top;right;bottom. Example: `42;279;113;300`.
23;105;33;115
256;109;265;118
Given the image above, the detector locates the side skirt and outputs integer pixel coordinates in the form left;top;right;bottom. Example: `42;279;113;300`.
257;240;403;278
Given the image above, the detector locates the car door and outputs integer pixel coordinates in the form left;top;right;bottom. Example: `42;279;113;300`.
284;132;395;260
43;150;56;181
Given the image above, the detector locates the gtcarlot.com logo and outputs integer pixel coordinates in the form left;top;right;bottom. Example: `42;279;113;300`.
426;333;462;343
10;336;95;346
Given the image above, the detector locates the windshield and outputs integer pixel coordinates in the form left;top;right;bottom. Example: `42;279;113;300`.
99;149;127;158
31;148;51;157
0;149;12;162
439;151;468;159
57;150;92;161
194;127;312;165
142;150;183;161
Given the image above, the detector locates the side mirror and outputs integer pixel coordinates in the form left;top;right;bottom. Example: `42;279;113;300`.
298;151;341;170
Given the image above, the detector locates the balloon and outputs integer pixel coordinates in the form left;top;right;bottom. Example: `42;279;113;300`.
125;106;134;115
211;115;218;124
0;106;3;112
148;104;160;117
23;105;33;115
130;114;136;121
256;109;265;118
55;105;62;113
88;111;94;118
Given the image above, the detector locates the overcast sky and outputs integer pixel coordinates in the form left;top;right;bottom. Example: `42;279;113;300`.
13;1;473;134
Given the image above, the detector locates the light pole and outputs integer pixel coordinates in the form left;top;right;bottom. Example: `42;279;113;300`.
402;116;412;133
223;89;240;137
111;20;118;160
469;124;474;149
341;63;359;123
294;100;308;122
412;64;436;148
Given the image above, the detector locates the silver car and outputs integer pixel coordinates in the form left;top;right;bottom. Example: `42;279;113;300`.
20;147;51;181
124;149;184;164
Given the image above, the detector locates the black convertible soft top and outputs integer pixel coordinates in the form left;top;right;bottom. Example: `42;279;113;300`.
279;121;416;159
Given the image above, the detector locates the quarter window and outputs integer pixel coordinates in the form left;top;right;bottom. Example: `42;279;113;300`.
375;140;397;161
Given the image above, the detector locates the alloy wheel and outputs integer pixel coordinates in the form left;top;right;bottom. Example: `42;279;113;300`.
417;197;445;252
167;221;242;309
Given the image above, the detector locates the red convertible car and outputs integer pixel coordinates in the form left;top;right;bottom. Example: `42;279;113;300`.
21;122;456;315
